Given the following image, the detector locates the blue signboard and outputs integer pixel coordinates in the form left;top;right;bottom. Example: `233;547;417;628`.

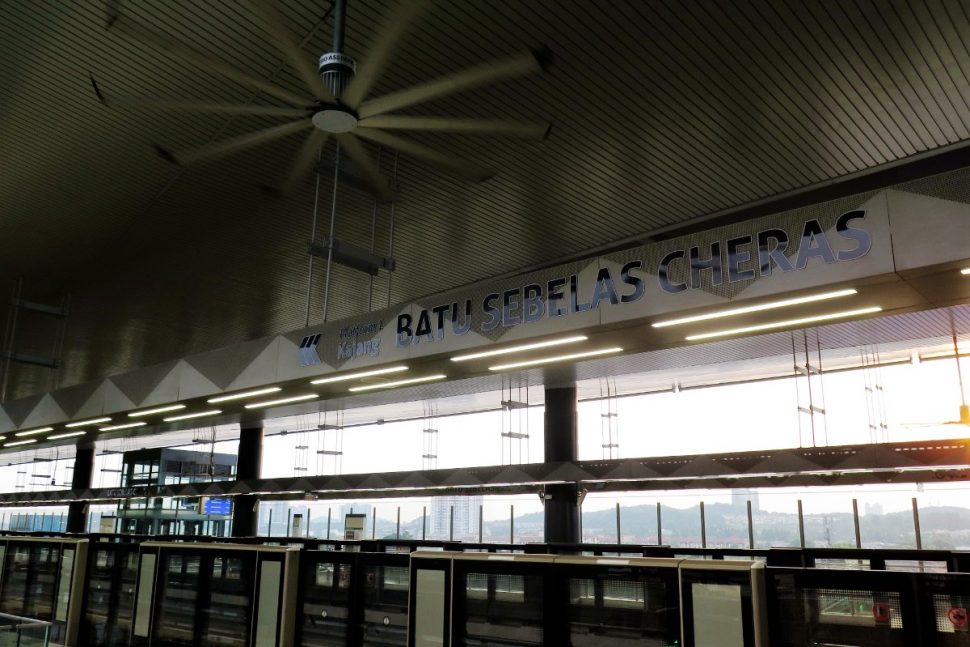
204;498;232;516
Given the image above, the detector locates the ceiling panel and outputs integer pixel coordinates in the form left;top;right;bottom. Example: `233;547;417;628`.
2;0;970;399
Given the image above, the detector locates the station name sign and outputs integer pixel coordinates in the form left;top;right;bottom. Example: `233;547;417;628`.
396;210;871;347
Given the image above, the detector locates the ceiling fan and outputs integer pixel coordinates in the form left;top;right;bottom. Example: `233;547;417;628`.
92;0;551;199
903;326;969;429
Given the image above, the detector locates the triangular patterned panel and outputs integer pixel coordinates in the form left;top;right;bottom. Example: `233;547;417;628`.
835;446;921;470
0;406;14;433
228;482;255;494
398;472;437;488
319;476;353;491
226;338;281;392
486;466;532;485
441;469;483;487
669;457;737;479
110;360;180;408
186;336;278;391
749;453;826;475
601;460;664;481
50;380;104;419
2;393;46;427
102;378;137;414
358;474;392;489
174;360;222;401
542;463;595;482
20;394;69;429
202;483;226;495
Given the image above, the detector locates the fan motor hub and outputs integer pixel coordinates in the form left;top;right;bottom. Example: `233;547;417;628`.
312;107;358;133
319;51;356;99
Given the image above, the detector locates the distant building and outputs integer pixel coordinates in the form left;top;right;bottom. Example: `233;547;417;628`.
731;489;760;513
430;495;483;538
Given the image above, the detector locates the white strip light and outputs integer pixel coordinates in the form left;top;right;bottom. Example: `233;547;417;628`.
128;404;185;417
48;431;86;440
100;421;147;432
652;289;858;328
15;427;53;437
244;394;318;409
66;417;112;428
5;439;37;447
961;267;970;275
451;336;589;362
685;306;883;341
207;387;283;403
163;410;222;422
310;366;408;385
489;347;624;371
348;375;447;392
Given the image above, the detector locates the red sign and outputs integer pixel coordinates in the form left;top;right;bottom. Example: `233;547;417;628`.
872;602;892;624
948;607;968;629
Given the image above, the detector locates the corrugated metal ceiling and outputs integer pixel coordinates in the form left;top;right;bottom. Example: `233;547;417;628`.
2;0;970;399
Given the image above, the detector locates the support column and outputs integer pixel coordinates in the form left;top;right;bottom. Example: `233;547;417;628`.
231;425;263;538
66;442;95;533
543;385;580;544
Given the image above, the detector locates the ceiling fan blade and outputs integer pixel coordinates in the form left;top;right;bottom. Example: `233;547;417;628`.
358;48;550;119
358;115;550;139
105;1;310;108
248;0;334;102
334;134;392;201
276;129;331;195
340;0;433;109
354;128;493;181
155;119;312;165
91;78;309;117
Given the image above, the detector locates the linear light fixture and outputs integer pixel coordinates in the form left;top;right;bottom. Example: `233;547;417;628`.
100;421;147;432
207;387;283;403
48;431;86;440
163;410;222;422
488;347;623;371
66;417;112;428
451;336;589;362
310;366;408;385
128;404;186;417
348;374;447;392
244;394;318;409
4;439;37;447
652;288;858;328
15;427;53;437
962;268;970;275
685;306;883;341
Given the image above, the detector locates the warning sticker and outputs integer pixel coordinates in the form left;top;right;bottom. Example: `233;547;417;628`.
873;602;892;624
948;607;968;631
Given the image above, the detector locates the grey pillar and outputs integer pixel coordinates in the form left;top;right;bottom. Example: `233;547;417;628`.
66;442;95;533
543;385;580;543
231;425;263;537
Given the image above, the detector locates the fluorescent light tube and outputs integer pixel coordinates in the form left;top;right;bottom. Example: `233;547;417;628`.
207;387;282;403
348;375;447;392
489;347;623;371
652;289;858;328
4;439;37;447
310;366;408;385
244;394;318;409
685;306;883;341
128;404;186;417
48;431;86;440
100;421;147;431
163;410;222;422
15;427;53;437
451;336;589;362
962;268;970;275
66;417;112;428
